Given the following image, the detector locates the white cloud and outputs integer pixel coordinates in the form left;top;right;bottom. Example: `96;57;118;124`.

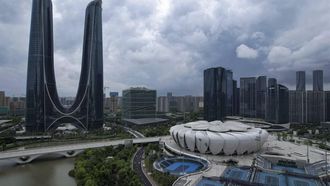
267;46;292;65
236;44;258;59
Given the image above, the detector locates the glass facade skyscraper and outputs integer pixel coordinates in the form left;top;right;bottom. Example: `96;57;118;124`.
256;76;267;119
277;84;289;124
296;71;306;91
266;79;289;124
122;88;156;119
289;90;307;124
233;80;240;116
240;77;256;118
266;78;277;123
326;91;330;121
226;70;234;116
26;0;103;132
313;70;323;91
307;91;325;124
204;67;227;121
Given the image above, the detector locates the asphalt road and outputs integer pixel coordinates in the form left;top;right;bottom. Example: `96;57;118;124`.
133;147;153;186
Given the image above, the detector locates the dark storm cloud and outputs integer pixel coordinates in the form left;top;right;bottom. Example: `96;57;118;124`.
0;0;329;96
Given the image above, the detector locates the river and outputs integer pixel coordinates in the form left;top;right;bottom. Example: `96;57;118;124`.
0;157;76;186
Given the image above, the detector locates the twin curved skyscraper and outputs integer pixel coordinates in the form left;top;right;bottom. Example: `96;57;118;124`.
26;0;104;132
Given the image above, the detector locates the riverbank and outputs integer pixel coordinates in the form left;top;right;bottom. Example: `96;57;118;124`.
0;157;76;186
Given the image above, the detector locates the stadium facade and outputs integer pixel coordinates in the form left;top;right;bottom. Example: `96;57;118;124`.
170;121;268;155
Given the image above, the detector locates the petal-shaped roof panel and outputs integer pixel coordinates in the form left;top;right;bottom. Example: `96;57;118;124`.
169;120;268;156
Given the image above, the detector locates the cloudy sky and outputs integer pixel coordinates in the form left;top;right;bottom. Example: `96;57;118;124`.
0;0;330;97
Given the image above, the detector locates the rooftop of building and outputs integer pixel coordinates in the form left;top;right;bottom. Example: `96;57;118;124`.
123;87;156;91
122;118;168;125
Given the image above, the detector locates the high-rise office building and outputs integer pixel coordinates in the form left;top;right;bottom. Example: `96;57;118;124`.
277;84;289;124
226;70;234;116
289;91;307;124
256;76;267;119
5;97;10;107
204;67;227;121
122;87;156;119
266;80;289;124
296;71;306;91
307;91;325;124
0;91;5;107
313;70;323;91
266;78;277;123
26;0;103;132
240;77;256;118
326;91;330;121
233;80;240;116
289;71;307;124
268;78;277;88
0;91;8;115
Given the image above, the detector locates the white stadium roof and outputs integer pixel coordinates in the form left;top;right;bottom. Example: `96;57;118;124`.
170;120;268;155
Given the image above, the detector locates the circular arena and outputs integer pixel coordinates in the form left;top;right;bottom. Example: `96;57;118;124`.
170;120;269;155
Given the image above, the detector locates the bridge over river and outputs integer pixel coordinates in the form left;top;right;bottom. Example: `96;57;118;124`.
0;136;167;164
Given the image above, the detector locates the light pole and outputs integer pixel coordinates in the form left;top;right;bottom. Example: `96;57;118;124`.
305;140;310;164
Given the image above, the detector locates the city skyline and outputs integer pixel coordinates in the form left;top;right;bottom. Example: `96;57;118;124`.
1;0;330;97
1;1;330;186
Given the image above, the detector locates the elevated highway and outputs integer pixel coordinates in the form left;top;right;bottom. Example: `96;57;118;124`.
0;136;167;164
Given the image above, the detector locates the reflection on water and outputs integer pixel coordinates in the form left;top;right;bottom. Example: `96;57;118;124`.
0;156;76;186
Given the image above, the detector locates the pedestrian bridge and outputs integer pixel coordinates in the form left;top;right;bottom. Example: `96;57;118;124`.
0;136;166;164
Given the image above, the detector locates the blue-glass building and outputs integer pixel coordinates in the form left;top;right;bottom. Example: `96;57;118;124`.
240;77;256;118
26;0;103;132
204;67;227;121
